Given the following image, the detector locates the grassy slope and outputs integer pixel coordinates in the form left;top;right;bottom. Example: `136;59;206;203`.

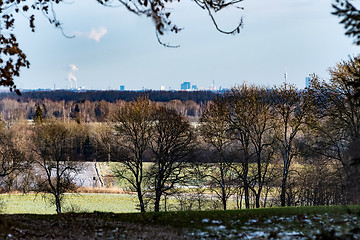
0;205;359;239
109;205;360;227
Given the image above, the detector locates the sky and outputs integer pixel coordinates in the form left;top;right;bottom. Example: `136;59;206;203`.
9;0;360;91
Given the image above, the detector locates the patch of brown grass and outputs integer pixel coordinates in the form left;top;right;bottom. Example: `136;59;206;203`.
76;187;128;194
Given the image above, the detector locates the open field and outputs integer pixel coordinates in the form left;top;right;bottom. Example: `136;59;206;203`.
0;205;359;239
0;192;242;214
0;193;138;214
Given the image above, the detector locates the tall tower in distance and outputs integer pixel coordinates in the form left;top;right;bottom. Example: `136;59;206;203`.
210;80;217;91
181;82;191;90
284;71;288;86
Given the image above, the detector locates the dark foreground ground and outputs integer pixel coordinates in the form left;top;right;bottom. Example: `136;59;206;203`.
0;213;185;239
1;206;360;239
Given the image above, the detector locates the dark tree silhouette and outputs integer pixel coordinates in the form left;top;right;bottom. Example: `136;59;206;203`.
333;3;360;105
111;96;154;212
97;0;243;46
33;105;44;123
333;0;360;45
148;106;195;212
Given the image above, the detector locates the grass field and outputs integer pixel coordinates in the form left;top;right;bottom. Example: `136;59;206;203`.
0;192;248;214
0;193;138;214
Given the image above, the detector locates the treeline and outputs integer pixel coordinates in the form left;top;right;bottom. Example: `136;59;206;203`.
0;90;217;103
0;58;360;214
0;97;202;123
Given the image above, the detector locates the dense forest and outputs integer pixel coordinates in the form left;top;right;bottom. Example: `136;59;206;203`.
0;90;218;104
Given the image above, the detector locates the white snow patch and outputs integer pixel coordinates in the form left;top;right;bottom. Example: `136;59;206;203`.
245;219;258;225
264;219;273;224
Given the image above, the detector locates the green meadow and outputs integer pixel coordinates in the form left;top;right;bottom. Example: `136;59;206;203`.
0;193;138;214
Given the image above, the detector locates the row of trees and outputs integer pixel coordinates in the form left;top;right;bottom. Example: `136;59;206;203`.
90;62;360;211
0;97;202;124
92;57;360;211
0;90;217;104
0;58;359;213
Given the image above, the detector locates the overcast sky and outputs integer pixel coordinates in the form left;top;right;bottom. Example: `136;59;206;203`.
10;0;359;91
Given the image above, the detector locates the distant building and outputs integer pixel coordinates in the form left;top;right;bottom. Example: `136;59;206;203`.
120;85;125;91
305;77;311;88
191;85;198;91
181;82;191;90
160;86;166;91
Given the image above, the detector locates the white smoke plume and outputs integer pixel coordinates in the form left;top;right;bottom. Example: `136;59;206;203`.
67;64;78;89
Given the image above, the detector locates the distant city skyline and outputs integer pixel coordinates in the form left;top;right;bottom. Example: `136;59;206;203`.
8;0;359;91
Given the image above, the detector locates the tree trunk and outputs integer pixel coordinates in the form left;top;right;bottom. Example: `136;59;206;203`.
281;154;290;207
55;194;61;214
263;187;269;208
255;193;261;208
244;184;250;209
137;189;146;212
236;189;243;209
221;189;227;210
280;176;287;207
220;176;227;210
154;189;161;212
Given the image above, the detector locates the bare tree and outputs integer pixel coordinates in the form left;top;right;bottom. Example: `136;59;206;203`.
0;121;30;192
306;60;360;204
147;106;196;212
32;119;84;214
226;86;259;209
111;96;154;212
240;87;276;209
271;84;310;207
200;97;236;210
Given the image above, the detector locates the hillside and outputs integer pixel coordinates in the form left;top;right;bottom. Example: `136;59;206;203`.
0;205;359;239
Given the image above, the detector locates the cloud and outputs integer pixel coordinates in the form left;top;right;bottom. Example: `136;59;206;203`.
88;27;108;42
69;64;78;72
75;27;108;42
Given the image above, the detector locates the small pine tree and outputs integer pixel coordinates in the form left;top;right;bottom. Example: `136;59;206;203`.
33;105;44;123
